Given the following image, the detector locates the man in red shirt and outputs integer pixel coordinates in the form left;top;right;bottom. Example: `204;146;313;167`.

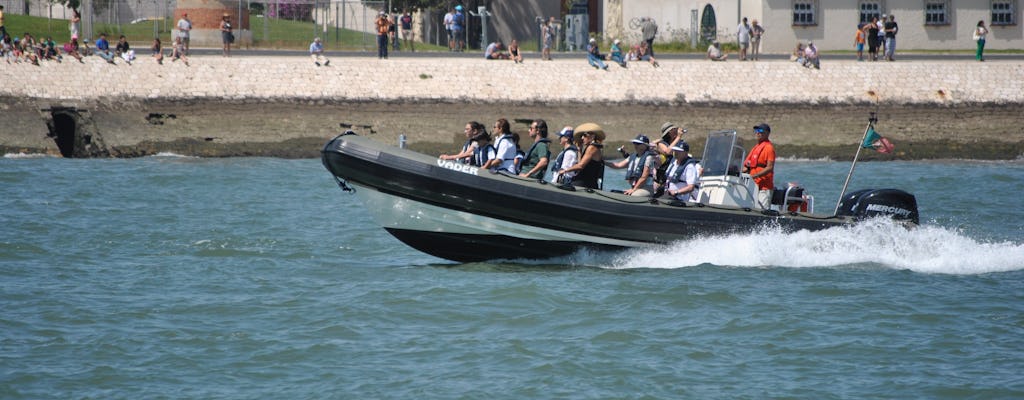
743;123;776;209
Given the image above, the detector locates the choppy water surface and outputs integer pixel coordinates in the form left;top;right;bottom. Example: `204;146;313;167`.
2;155;1022;398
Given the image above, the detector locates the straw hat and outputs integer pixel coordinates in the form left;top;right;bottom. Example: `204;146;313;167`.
573;122;606;141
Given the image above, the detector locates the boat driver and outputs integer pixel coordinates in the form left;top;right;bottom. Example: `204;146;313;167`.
742;123;776;209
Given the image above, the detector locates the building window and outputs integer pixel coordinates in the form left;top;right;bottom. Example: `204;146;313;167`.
925;1;949;25
793;1;817;26
859;1;884;24
992;1;1017;25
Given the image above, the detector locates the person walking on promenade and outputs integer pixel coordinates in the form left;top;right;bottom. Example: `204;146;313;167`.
854;23;866;61
750;19;764;61
176;13;191;55
1;5;8;40
310;37;329;66
69;8;80;40
220;14;233;57
641;17;657;57
541;18;554;60
400;11;414;52
973;20;988;62
883;15;898;61
376;11;391;59
451;6;465;52
443;8;454;51
736;17;751;61
866;17;880;61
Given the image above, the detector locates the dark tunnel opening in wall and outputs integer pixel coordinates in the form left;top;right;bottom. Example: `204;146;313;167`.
52;112;77;158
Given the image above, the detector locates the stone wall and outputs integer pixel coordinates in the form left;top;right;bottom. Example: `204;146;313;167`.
1;56;1019;105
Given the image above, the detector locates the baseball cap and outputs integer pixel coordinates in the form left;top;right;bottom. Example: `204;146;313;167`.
631;134;650;145
753;123;771;134
558;127;574;139
455;5;463;11
671;141;690;152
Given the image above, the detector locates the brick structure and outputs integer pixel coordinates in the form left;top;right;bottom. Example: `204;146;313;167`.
173;0;250;47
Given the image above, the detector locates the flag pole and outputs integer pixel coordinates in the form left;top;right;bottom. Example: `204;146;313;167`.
833;112;877;216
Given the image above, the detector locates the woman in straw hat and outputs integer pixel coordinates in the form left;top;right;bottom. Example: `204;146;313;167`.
558;122;605;189
220;13;233;57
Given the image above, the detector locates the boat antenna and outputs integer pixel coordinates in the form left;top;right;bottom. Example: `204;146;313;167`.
833;112;877;216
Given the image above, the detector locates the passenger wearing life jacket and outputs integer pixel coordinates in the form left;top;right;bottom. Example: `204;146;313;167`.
519;119;552;180
440;121;487;165
483;118;518;174
606;134;659;197
472;132;496;168
651;122;687;196
742;123;776;209
665;141;701;202
550;127;578;185
560;122;605;190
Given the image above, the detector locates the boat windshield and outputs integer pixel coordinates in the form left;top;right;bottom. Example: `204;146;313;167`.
701;130;745;177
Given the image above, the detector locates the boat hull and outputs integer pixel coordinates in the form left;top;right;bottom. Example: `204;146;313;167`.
321;134;851;262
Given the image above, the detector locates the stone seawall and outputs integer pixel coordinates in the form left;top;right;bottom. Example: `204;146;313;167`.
1;56;1022;159
2;56;1021;104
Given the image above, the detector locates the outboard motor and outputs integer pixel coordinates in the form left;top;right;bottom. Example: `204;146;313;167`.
836;189;919;224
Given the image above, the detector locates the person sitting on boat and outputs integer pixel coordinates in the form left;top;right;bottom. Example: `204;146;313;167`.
606;134;659;197
482;118;517;174
665;141;701;202
550;127;578;185
653;122;686;157
472;132;497;168
559;123;605;189
440;121;487;165
519;119;552;180
742;123;776;209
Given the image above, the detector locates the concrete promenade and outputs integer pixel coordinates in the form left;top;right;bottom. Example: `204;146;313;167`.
1;55;1021;105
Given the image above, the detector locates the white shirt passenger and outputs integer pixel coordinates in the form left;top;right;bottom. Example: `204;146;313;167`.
493;134;517;174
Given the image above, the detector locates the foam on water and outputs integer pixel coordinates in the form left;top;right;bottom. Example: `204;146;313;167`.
150;152;196;158
581;219;1024;275
3;152;52;159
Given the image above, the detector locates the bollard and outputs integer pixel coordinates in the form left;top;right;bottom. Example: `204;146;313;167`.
399;134;407;149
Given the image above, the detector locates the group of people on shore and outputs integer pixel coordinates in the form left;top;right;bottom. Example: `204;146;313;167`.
439;119;778;207
0;10;238;66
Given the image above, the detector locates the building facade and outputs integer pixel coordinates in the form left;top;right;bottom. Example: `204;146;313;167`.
604;0;1022;53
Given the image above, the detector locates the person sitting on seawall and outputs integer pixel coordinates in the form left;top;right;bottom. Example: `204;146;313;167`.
519;119;551;180
609;39;626;67
116;35;134;65
482;118;517;173
637;41;659;67
664;141;701;203
310;37;329;66
484;40;509;60
791;42;806;64
550;127;579;185
471;131;496;168
586;38;608;70
440;121;486;165
559;123;605;190
742;123;776;209
94;33;116;64
803;41;820;69
707;41;727;61
508;39;522;63
606;134;659;197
